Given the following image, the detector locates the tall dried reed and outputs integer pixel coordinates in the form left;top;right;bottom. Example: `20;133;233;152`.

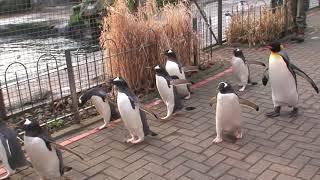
226;5;293;47
100;0;197;93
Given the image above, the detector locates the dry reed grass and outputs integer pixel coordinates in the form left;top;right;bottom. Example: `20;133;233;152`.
226;5;293;47
100;0;197;93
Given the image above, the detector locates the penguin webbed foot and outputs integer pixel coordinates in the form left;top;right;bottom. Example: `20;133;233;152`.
239;86;246;92
265;106;281;118
212;136;223;143
289;107;298;118
98;123;108;130
131;138;144;144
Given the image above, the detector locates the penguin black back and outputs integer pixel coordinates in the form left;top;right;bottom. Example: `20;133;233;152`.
0;122;27;169
79;87;108;106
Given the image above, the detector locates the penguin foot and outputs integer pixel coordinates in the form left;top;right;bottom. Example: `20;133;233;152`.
265;111;280;118
239;86;246;92
289;107;298;118
183;94;191;100
212;136;223;143
131;138;144;144
98;123;108;130
235;131;243;139
126;136;135;143
265;107;281;118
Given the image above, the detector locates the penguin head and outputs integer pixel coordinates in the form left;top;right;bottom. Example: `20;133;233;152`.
217;82;235;94
110;77;128;89
22;119;42;135
78;94;87;107
267;42;282;52
164;49;177;59
154;65;168;76
233;48;244;58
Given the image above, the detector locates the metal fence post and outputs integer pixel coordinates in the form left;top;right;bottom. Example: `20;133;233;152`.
218;0;223;45
65;50;80;124
0;82;7;120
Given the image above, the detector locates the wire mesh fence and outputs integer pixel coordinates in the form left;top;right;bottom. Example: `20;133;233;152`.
191;0;320;48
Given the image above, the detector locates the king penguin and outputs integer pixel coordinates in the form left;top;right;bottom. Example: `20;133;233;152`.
110;77;157;144
231;48;266;91
209;82;259;143
154;65;192;120
0;121;27;179
23;119;83;180
164;49;198;99
262;42;319;118
79;87;120;129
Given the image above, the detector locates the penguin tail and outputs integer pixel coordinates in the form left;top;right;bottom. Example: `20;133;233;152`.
63;166;73;173
150;131;158;136
184;107;196;111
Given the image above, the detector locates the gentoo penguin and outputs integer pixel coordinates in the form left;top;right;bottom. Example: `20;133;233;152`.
154;65;192;120
164;49;198;99
79;87;120;129
0;121;27;179
209;82;259;143
262;42;319;117
110;77;158;144
231;48;266;91
23;119;83;180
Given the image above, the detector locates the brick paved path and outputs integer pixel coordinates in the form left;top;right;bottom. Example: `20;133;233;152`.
12;9;320;180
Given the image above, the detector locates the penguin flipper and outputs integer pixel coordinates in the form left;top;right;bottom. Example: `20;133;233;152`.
239;98;259;111
139;105;159;120
49;141;84;160
170;79;192;86
209;96;217;106
291;64;319;93
247;60;266;67
262;68;269;86
182;66;199;72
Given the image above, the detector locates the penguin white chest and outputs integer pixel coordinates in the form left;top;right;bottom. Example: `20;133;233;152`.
165;61;189;97
24;136;60;178
117;92;143;130
231;57;249;85
269;55;298;106
0;140;15;174
91;96;111;121
156;75;174;104
216;93;241;131
165;61;185;79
